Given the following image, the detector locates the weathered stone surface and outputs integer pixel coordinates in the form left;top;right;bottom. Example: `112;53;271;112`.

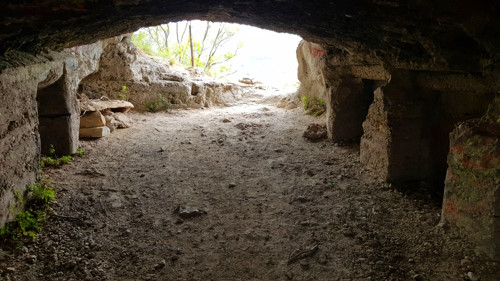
297;40;327;101
39;115;79;156
80;99;135;113
79;36;242;111
0;53;69;226
0;41;106;225
80;126;111;138
297;39;388;142
113;112;131;128
80;111;106;128
326;77;375;142
1;1;499;74
302;124;327;142
360;70;497;184
441;97;500;261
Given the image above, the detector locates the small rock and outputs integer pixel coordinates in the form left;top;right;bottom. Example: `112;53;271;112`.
175;207;207;219
5;267;15;273
461;258;472;267
154;259;166;270
302;123;327;142
467;271;479;281
228;182;236;188
299;259;310;270
158;147;165;152
22;246;29;253
292;196;310;203
318;253;328;265
306;170;315;177
222;118;231;123
25;255;37;264
412;274;423;280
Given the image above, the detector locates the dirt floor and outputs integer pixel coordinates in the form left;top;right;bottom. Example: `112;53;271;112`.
0;89;497;280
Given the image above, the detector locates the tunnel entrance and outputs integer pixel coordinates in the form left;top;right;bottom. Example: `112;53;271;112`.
0;3;498;277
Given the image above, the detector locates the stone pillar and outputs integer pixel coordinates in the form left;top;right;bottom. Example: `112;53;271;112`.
360;71;433;182
37;60;80;155
296;40;327;101
360;70;497;185
441;97;500;261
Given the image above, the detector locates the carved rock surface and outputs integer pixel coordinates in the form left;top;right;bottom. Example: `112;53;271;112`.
0;1;499;74
441;97;500;262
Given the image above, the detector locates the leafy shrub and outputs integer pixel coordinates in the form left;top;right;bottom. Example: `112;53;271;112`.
0;180;55;242
145;94;171;113
302;96;326;116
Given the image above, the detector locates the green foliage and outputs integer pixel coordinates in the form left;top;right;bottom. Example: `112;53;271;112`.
49;144;56;156
76;148;85;157
302;96;326;116
0;179;55;242
40;145;73;167
40;155;72;167
131;21;242;78
119;85;129;101
0;211;44;241
145;94;172;113
27;181;55;207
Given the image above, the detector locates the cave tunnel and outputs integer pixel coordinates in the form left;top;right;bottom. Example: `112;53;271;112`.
0;1;499;279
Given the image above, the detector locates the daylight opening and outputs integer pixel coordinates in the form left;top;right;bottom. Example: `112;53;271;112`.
131;21;302;90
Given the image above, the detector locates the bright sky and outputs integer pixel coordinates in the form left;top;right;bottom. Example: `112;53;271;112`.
190;21;302;88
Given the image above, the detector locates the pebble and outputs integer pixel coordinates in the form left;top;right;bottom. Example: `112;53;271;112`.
412;274;422;280
467;271;479;281
5;267;15;273
299;259;310;270
25;255;37;264
154;259;166;270
461;258;472;267
228;182;236;188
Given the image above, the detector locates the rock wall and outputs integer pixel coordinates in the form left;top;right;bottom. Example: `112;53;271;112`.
296;40;327;101
79;35;242;111
0;52;67;226
441;97;500;261
297;40;389;142
360;70;497;185
0;42;104;226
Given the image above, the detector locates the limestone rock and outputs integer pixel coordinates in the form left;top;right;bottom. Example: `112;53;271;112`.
238;77;261;85
302;123;327;142
440;97;500;261
79;126;111;138
80;111;106;128
80;99;134;112
78;36;242;111
113;112;131;128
